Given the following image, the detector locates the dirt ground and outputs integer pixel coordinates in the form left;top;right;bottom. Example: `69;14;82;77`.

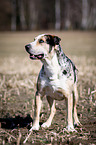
0;31;96;144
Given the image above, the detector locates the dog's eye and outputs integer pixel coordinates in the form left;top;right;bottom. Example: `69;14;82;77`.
34;38;36;41
39;39;44;43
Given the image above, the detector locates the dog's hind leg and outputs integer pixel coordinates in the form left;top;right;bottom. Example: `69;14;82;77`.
73;84;80;127
31;92;42;130
41;96;56;128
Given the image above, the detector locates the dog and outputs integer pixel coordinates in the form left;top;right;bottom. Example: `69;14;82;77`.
25;34;80;132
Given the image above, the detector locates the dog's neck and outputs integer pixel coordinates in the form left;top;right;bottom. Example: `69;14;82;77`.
42;52;61;80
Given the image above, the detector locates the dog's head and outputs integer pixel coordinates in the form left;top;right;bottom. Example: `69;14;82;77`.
25;34;61;60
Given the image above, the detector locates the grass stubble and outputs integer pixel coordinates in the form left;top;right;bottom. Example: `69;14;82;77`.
0;31;96;144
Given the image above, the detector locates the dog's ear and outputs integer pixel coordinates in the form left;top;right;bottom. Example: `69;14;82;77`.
53;36;61;45
45;35;61;46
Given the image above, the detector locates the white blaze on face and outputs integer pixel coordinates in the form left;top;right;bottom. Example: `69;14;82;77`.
35;34;45;41
29;34;49;56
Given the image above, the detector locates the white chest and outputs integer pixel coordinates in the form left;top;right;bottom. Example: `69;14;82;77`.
44;53;62;80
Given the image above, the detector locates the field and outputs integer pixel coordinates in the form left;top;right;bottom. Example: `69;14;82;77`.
0;31;96;145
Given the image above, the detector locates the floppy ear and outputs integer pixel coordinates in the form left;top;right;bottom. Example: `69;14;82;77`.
45;35;61;46
53;36;61;45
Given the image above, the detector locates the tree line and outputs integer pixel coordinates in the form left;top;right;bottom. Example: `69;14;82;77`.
0;0;96;31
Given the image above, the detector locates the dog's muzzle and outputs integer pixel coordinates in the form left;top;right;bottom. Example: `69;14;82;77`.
25;44;44;60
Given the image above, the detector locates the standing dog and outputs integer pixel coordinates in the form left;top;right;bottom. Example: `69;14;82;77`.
25;34;80;132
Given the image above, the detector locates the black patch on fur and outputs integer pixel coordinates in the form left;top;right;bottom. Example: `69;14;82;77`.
63;70;67;75
54;36;61;45
73;65;77;83
45;35;61;46
41;65;45;76
49;45;52;53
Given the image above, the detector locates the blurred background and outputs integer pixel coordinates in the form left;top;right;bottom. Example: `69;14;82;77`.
0;0;96;31
0;1;96;144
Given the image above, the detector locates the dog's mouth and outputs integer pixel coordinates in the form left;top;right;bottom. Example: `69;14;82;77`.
30;53;44;60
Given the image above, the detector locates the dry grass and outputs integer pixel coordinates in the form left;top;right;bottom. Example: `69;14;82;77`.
0;31;96;144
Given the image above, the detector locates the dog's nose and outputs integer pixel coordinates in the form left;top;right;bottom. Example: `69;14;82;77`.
25;44;31;52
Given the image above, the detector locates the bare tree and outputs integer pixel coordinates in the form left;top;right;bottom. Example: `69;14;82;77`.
81;0;89;29
88;0;96;29
64;0;71;29
28;0;38;30
11;0;16;31
18;0;27;30
55;0;61;30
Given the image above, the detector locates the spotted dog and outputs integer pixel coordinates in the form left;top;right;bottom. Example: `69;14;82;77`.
25;34;80;132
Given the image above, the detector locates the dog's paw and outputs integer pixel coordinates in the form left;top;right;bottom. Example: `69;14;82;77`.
41;122;51;128
74;121;82;128
29;124;40;131
63;125;77;133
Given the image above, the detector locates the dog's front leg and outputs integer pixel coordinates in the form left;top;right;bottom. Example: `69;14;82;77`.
41;96;56;128
31;92;42;130
65;93;75;131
